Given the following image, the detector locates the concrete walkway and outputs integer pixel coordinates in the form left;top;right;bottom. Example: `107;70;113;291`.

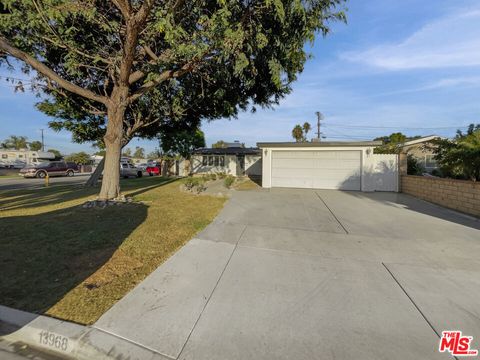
95;189;480;359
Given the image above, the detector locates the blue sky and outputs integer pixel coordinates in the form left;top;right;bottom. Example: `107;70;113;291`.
1;0;480;155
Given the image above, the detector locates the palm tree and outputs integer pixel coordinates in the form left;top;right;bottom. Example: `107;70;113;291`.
302;122;311;140
292;125;304;142
2;135;28;150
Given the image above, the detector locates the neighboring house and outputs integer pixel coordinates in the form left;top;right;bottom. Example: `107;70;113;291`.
258;141;399;192
399;135;441;173
190;146;262;177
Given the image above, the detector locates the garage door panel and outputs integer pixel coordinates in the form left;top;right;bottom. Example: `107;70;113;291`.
272;177;314;189
271;150;361;190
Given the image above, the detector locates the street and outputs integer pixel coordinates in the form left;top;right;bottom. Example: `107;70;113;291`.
0;174;92;191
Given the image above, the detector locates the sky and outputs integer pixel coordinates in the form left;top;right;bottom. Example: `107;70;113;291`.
1;0;480;155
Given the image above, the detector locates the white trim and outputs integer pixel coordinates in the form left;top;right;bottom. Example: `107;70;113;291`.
401;135;442;147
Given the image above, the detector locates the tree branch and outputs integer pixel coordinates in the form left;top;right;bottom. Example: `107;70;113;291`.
111;0;132;19
0;36;108;105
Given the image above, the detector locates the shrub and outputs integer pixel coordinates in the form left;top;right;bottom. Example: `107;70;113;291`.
216;172;227;179
184;177;200;190
209;173;217;181
407;155;424;175
196;182;207;193
184;177;207;193
224;175;235;188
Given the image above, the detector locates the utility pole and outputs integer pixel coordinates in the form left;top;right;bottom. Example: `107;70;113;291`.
40;129;45;151
315;111;323;140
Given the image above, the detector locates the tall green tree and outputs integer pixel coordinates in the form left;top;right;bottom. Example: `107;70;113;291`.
212;140;227;149
373;133;422;154
432;124;480;181
2;135;28;150
160;122;205;174
292;124;305;142
133;146;145;159
65;151;91;165
47;148;62;158
29;141;43;151
122;148;132;157
0;0;345;199
303;122;311;139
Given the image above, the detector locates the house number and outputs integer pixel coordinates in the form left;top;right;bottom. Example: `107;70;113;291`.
38;330;69;351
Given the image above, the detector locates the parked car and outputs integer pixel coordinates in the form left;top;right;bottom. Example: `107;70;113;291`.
137;163;148;171
146;162;161;176
120;162;143;178
19;161;78;178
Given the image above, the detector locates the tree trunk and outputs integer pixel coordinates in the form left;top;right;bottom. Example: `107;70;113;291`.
184;158;191;176
98;96;126;200
85;157;105;187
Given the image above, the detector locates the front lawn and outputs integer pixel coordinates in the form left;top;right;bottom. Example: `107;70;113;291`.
0;177;225;324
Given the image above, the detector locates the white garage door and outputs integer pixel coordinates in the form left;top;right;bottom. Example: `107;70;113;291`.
271;150;361;190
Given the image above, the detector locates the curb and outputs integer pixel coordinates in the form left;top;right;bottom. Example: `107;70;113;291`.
0;305;171;360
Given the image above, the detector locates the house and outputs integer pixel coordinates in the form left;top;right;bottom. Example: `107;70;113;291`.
399;135;441;172
257;141;399;192
189;146;262;177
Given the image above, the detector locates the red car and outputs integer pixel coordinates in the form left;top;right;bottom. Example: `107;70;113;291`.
146;162;161;176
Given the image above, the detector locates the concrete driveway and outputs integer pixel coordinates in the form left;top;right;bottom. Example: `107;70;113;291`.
95;189;480;360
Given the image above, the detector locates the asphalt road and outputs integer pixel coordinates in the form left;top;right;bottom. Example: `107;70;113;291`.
0;173;92;191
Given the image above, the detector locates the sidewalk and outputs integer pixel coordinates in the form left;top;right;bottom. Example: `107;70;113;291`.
0;305;170;360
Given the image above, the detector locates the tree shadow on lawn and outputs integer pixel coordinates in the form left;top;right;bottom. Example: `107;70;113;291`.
0;177;175;211
0;200;148;327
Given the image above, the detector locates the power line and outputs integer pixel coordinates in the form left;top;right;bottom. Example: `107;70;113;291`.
323;124;470;130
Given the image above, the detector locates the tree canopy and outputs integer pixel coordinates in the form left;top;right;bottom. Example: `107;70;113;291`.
0;0;346;199
160;122;205;160
212;140;227;149
133;146;145;159
432;124;480;181
1;135;28;150
291;122;311;142
374;133;422;154
29;141;43;151
65;151;91;164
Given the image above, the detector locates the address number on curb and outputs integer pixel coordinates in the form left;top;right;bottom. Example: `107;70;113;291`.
38;330;69;351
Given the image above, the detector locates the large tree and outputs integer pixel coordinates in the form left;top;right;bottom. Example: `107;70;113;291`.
432;124;480;181
374;133;422;154
1;135;28;149
29;140;43;151
0;0;346;199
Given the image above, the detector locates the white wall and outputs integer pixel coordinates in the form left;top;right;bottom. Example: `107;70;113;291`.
368;154;399;192
245;155;262;176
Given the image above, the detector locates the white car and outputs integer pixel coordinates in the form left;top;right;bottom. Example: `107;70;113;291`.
120;162;143;178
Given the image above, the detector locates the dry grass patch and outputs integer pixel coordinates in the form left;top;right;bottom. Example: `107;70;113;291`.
0;177;225;324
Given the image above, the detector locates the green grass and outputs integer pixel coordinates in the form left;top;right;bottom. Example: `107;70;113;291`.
0;174;22;179
233;177;262;191
0;177;226;324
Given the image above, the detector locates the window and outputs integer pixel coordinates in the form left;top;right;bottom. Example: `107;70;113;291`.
18;154;23;158
425;155;437;168
204;155;225;167
1;154;7;159
122;163;128;168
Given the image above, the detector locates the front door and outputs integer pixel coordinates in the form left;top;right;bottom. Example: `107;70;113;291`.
236;155;245;176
